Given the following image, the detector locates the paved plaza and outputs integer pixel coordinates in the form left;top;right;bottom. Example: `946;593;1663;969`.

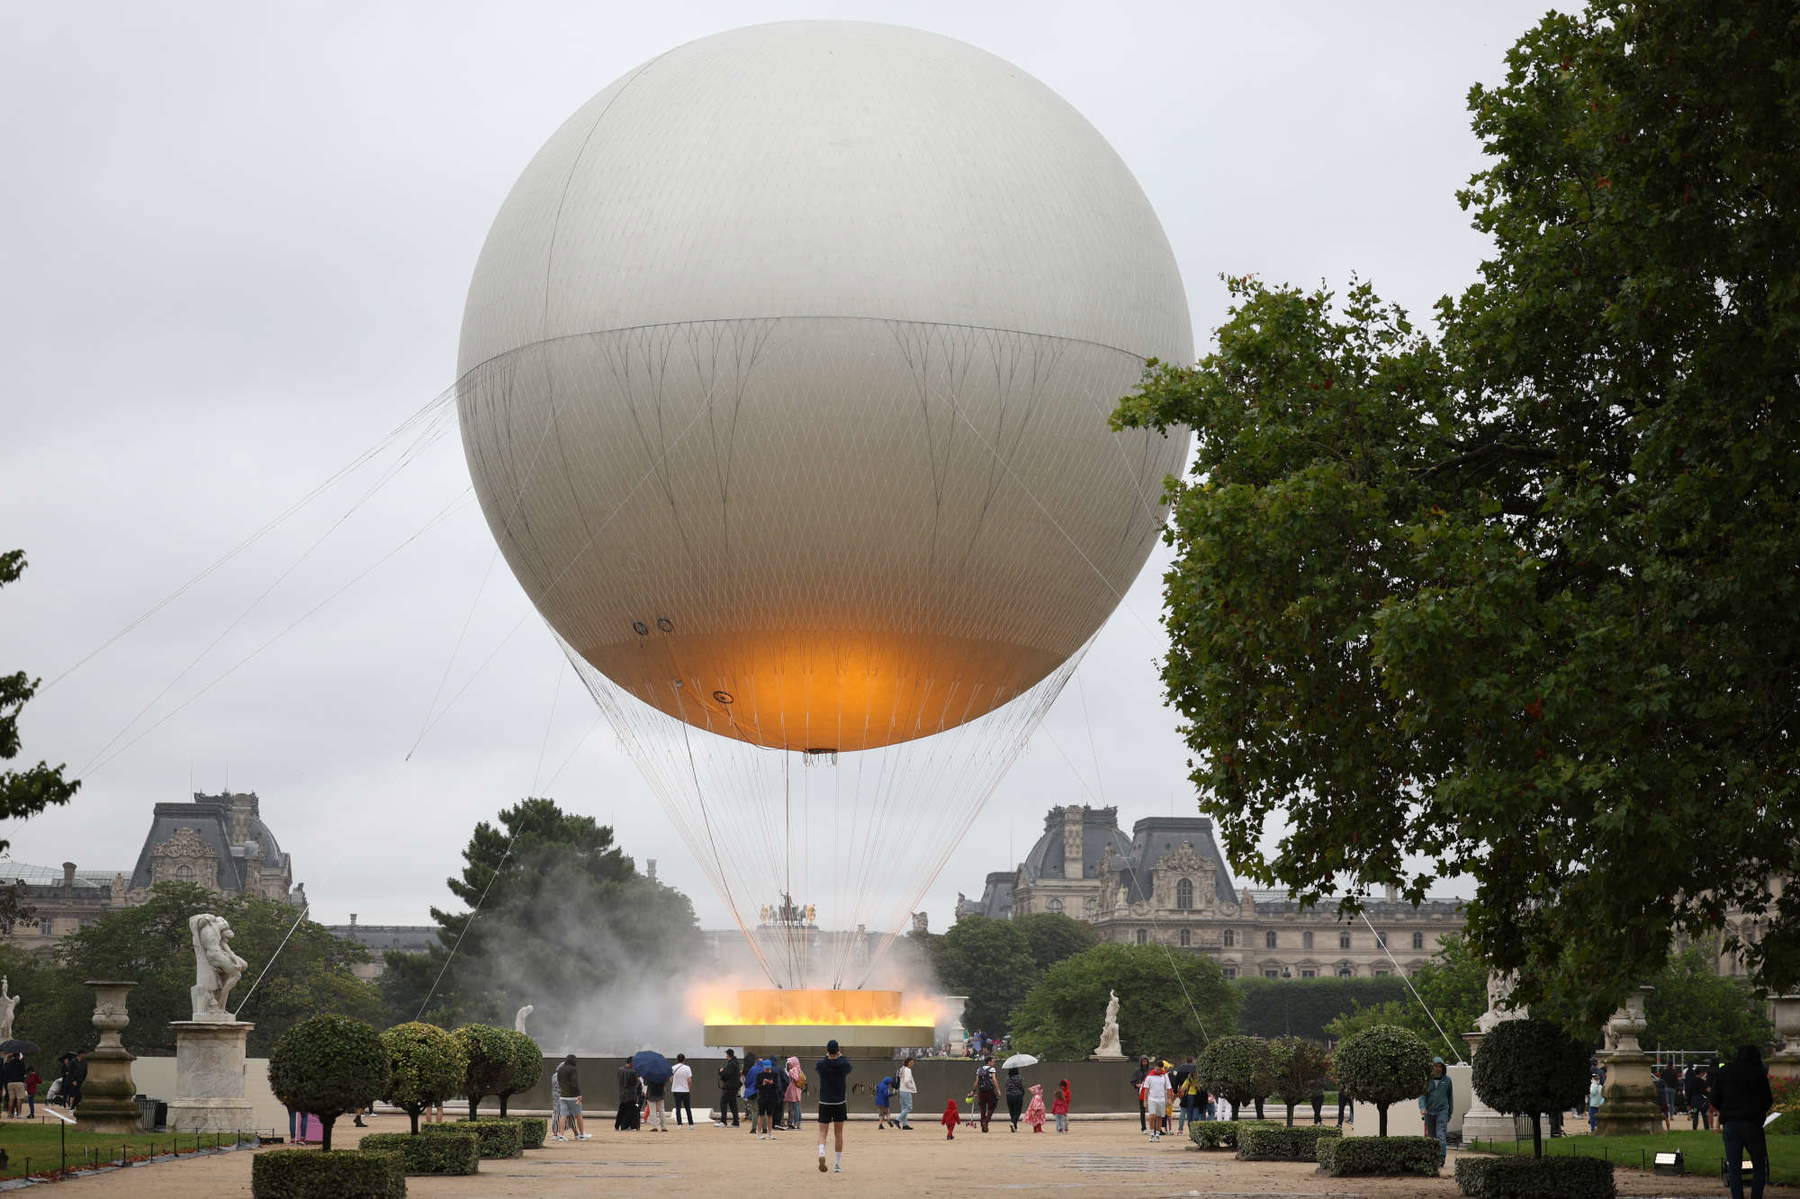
19;1113;1799;1198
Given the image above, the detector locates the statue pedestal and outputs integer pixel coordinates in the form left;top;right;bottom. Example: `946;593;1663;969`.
1596;1052;1662;1134
1461;1029;1530;1144
1088;1053;1127;1062
1770;996;1800;1081
167;1021;255;1133
81;980;141;1134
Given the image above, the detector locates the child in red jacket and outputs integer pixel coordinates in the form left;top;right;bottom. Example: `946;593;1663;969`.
942;1098;961;1139
1052;1079;1071;1133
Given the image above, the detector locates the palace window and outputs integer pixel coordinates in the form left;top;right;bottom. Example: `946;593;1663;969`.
1412;930;1425;950
1337;966;1354;978
1136;928;1148;945
1265;930;1278;949
1339;931;1352;949
1048;898;1063;914
1264;969;1280;979
1374;969;1391;977
1375;930;1388;949
1301;969;1316;979
1179;929;1191;947
176;864;195;882
1222;929;1236;947
1223;966;1237;980
1303;930;1314;949
1176;878;1194;910
37;919;53;937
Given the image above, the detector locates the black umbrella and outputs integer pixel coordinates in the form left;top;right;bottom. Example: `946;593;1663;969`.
0;1039;40;1055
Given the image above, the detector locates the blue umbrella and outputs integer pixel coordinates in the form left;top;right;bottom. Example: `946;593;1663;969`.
631;1050;673;1084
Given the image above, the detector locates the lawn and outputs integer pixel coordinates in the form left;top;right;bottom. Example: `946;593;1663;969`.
1472;1129;1800;1187
0;1120;253;1180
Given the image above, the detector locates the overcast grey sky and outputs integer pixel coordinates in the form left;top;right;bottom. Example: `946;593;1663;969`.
3;1;1553;934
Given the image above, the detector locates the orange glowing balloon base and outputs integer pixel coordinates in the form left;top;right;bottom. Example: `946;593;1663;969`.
700;989;937;1054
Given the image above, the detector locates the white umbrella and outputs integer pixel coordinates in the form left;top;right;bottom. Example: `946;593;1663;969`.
1002;1053;1039;1070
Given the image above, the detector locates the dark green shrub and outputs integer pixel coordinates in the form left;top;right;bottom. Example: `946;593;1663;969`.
359;1132;479;1176
1188;1119;1278;1150
495;1030;542;1117
1333;1024;1431;1135
452;1024;516;1120
380;1022;467;1134
1237;1123;1342;1161
1196;1036;1275;1117
1267;1036;1332;1126
476;1114;545;1149
251;1148;405;1197
1455;1155;1615;1198
1470;1019;1591;1158
1316;1135;1440;1176
422;1117;523;1158
267;1014;391;1152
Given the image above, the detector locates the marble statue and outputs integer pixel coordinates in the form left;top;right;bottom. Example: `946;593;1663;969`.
188;914;246;1022
0;977;18;1041
514;1005;534;1034
1474;971;1521;1033
1094;988;1123;1058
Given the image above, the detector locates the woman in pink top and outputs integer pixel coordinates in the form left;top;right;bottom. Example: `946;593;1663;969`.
784;1056;806;1130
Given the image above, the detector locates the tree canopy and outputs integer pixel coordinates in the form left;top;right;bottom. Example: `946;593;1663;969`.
380;1021;467;1134
0;550;80;870
930;916;1040;1037
1195;1034;1273;1118
1323;935;1486;1052
1007;942;1239;1060
1012;912;1100;972
1333;1024;1432;1136
1472;1018;1591;1157
1267;1035;1332;1125
269;1014;389;1151
1111;0;1800;1024
1643;946;1776;1057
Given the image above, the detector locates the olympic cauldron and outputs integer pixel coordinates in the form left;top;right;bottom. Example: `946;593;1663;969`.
701;988;937;1057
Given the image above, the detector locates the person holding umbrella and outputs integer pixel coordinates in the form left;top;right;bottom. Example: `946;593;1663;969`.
631;1051;674;1132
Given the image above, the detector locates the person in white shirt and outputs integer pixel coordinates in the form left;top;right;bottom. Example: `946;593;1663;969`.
671;1054;694;1126
1143;1065;1172;1140
896;1057;917;1129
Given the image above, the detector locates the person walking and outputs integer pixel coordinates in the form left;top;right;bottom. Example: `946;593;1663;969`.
814;1038;853;1173
874;1074;893;1128
1143;1061;1171;1141
66;1051;86;1111
942;1098;960;1139
23;1066;39;1120
1004;1067;1026;1131
974;1055;999;1133
645;1072;668;1132
1712;1044;1774;1199
1418;1058;1453;1170
717;1050;742;1127
615;1062;643;1132
784;1055;806;1130
1052;1079;1071;1132
1;1054;25;1118
896;1056;917;1129
1024;1082;1047;1133
670;1054;694;1126
555;1055;589;1140
1586;1075;1604;1132
1130;1056;1151;1132
754;1057;782;1139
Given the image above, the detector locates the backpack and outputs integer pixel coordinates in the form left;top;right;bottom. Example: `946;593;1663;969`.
977;1065;997;1095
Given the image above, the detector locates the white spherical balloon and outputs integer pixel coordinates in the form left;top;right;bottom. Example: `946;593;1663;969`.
458;21;1191;751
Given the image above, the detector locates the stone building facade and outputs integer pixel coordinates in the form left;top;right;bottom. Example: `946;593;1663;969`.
957;804;1466;979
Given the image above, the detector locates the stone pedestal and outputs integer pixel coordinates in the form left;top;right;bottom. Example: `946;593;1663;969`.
1597;985;1662;1135
1768;995;1800;1080
168;1020;255;1133
80;980;141;1134
1461;1028;1530;1143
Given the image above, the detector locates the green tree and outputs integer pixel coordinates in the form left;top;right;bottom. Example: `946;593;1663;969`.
454;1024;515;1120
1471;1018;1591;1157
1008;943;1239;1060
1323;935;1486;1052
933;916;1039;1037
1195;1034;1273;1120
1644;946;1776;1057
1012;912;1099;972
1111;0;1800;1023
1334;1025;1431;1136
1267;1036;1332;1126
382;798;702;1042
496;1028;542;1117
380;1022;466;1134
268;1014;389;1151
47;882;379;1057
0;551;81;879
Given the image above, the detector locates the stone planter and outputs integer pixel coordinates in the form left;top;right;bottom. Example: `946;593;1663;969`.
80;980;141;1134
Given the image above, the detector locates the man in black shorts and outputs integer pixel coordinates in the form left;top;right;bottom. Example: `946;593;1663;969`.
814;1038;853;1173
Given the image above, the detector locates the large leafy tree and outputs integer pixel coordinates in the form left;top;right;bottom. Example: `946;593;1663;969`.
1012;912;1100;972
1008;942;1239;1060
1643;947;1776;1057
1113;0;1800;1024
931;916;1041;1038
0;551;81;884
1323;935;1487;1050
381;798;702;1043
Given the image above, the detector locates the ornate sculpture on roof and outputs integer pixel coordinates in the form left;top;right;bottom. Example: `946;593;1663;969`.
188;913;247;1022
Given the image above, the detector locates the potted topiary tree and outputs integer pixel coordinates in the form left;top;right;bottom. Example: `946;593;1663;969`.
1267;1036;1332;1126
454;1024;517;1120
1196;1035;1274;1121
1470;1017;1590;1158
268;1013;391;1152
1333;1024;1431;1136
380;1021;467;1134
495;1028;542;1118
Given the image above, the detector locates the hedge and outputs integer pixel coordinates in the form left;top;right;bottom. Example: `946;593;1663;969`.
1455;1156;1615;1199
1188;1120;1279;1150
251;1149;405;1198
473;1115;546;1150
1234;977;1410;1040
422;1117;523;1158
1316;1135;1441;1176
360;1132;480;1176
1237;1124;1343;1161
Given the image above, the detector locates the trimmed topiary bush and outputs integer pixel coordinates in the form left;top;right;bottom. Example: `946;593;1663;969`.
380;1022;467;1135
251;1148;405;1198
1316;1135;1440;1176
1267;1036;1332;1126
476;1114;545;1149
1470;1018;1590;1158
1333;1024;1432;1136
1196;1035;1275;1119
452;1024;517;1120
1188;1119;1278;1149
422;1117;523;1158
1455;1155;1615;1198
495;1029;542;1117
267;1014;392;1152
1237;1123;1342;1161
359;1131;480;1176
